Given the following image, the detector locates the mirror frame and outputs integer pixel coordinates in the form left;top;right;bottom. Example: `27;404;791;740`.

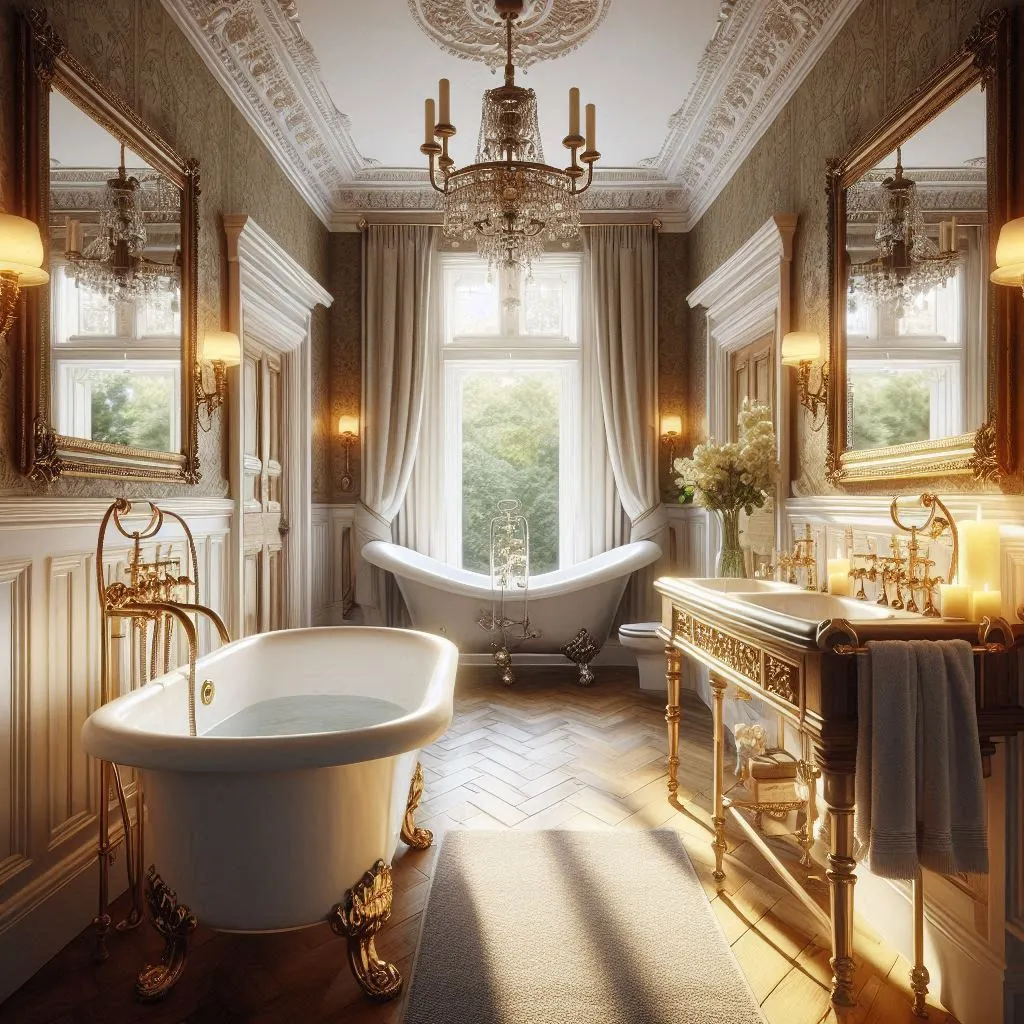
15;8;201;484
825;10;1013;487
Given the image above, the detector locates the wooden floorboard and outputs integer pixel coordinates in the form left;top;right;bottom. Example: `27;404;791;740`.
0;666;958;1024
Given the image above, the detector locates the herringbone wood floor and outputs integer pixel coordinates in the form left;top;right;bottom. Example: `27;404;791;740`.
0;667;957;1024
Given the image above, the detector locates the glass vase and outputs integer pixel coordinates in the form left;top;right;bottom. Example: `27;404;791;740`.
716;509;747;579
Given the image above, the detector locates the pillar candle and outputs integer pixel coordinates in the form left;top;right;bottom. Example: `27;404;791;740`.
438;79;450;125
827;557;850;578
424;98;436;147
829;572;851;597
959;516;1000;590
569;87;580;137
585;103;596;152
971;585;1002;622
938;583;970;619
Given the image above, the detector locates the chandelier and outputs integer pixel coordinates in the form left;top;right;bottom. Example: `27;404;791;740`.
848;147;962;317
420;0;599;273
64;144;180;303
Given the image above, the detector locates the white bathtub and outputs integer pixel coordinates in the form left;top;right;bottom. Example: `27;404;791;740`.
81;626;457;934
362;540;661;656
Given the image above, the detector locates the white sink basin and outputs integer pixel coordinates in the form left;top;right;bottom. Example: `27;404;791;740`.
735;591;894;622
686;578;797;594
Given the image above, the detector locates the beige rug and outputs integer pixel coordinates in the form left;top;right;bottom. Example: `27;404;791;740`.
403;830;766;1024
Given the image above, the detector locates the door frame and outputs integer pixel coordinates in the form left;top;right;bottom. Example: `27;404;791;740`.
224;214;333;635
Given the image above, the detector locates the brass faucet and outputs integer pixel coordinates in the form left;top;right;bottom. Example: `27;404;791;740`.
776;525;817;591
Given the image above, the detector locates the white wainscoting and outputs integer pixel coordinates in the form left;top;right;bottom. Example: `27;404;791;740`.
785;494;1024;1024
0;497;233;1002
311;504;355;626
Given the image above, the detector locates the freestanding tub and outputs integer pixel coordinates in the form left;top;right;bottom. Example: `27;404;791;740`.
81;626;457;1002
362;540;661;682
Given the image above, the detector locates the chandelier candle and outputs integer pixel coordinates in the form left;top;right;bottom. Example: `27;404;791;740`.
419;0;599;272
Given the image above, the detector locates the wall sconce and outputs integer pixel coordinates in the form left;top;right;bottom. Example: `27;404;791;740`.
991;217;1024;296
660;414;682;473
0;212;49;341
195;330;241;430
781;331;828;431
337;414;359;491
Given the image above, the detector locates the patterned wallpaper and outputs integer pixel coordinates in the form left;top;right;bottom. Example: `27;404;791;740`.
0;0;330;499
684;0;999;496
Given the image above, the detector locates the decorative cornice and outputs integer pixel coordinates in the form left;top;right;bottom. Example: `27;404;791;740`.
161;0;864;226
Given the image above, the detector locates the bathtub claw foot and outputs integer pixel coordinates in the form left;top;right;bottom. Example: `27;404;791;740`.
329;859;402;1002
561;628;600;687
493;645;515;686
401;763;433;850
135;867;196;1003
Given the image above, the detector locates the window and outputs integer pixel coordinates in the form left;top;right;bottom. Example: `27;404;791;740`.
51;263;181;452
442;254;581;573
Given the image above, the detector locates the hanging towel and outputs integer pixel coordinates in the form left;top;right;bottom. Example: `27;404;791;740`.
854;639;988;879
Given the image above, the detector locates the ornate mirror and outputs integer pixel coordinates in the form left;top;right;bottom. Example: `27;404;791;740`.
825;11;1013;486
16;9;200;483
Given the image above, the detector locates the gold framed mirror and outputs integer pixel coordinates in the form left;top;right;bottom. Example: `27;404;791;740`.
825;11;1013;487
15;8;200;484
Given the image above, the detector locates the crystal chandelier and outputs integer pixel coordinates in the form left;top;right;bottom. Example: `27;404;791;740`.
420;0;599;273
848;147;962;317
64;144;180;303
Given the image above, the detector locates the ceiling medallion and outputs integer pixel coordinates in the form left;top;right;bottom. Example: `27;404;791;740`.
408;0;611;70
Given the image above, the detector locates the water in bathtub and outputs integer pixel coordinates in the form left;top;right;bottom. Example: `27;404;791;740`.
204;694;408;738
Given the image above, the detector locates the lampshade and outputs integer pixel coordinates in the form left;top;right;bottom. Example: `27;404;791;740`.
337;414;359;437
990;217;1024;287
0;213;49;286
202;330;241;365
781;331;821;365
660;414;682;437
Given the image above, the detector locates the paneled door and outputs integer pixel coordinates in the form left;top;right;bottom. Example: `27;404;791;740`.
241;340;285;636
729;333;775;570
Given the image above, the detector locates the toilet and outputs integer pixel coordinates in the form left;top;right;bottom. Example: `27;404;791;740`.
618;622;666;692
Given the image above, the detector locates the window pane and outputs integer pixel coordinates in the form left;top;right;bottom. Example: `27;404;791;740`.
139;287;181;337
78;287;116;335
847;368;931;450
461;370;560;574
450;270;499;337
896;289;939;336
523;275;564;336
80;366;177;451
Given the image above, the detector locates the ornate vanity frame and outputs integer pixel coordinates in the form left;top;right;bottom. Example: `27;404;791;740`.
825;11;1016;487
15;9;201;484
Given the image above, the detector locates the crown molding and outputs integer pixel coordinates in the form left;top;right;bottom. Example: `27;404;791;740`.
162;0;863;229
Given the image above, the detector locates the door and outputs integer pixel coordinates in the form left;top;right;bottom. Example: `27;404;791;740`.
729;333;776;571
241;339;286;636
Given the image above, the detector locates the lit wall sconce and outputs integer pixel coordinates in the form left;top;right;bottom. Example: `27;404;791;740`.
337;414;359;491
195;330;241;430
0;212;49;341
781;331;828;431
660;414;682;473
991;217;1024;296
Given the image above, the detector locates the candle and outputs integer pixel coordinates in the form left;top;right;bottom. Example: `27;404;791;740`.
939;583;970;619
939;221;949;253
829;572;851;597
424;98;436;147
959;511;1000;590
438;78;450;125
585;103;596;152
569;87;580;137
971;585;1002;622
827;557;850;578
950;215;958;250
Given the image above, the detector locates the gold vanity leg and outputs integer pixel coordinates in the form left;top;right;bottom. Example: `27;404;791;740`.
821;763;858;1006
329;859;403;1002
135;867;197;1002
400;762;433;850
910;866;930;1017
665;645;681;798
710;672;728;881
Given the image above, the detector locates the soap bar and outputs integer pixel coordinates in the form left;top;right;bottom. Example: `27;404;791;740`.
749;749;799;780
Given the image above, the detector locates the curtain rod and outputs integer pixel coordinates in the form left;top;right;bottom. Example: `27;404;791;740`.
343;215;667;232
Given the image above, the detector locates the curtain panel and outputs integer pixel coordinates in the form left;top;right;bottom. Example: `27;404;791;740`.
355;224;439;614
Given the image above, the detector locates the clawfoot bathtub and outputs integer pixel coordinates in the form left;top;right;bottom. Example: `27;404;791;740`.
362;539;661;683
82;626;457;1003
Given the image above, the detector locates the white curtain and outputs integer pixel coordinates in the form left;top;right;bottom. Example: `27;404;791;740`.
355;224;439;615
585;224;666;618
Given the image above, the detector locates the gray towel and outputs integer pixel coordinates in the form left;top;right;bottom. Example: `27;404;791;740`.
854;639;988;879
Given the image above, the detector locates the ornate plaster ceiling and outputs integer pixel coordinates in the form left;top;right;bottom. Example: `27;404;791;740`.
159;0;863;229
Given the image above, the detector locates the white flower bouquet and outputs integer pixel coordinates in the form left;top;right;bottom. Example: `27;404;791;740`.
672;400;779;515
